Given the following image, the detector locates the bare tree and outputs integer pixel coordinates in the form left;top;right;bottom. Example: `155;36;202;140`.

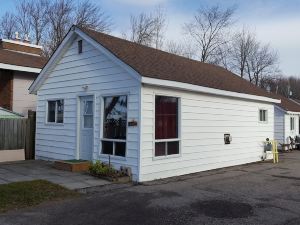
15;0;32;39
127;13;157;46
153;6;166;49
45;0;113;56
0;12;17;39
26;0;50;45
74;0;112;33
246;43;279;86
165;40;195;58
125;7;166;48
230;28;257;78
210;44;232;70
46;0;73;54
184;5;236;63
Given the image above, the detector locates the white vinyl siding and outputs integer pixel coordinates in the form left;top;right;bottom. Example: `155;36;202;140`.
283;114;299;143
35;36;140;180
274;107;285;144
140;85;274;182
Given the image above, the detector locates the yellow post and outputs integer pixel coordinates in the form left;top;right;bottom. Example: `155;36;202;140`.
271;140;279;163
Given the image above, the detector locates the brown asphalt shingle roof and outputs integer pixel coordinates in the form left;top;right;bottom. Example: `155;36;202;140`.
273;94;300;112
0;49;46;69
80;27;279;100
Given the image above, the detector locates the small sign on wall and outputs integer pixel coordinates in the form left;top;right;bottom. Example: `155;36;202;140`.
128;120;138;127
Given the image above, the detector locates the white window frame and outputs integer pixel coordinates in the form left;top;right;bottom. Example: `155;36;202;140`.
82;99;94;129
153;94;181;159
259;109;268;123
100;94;128;158
46;99;64;124
290;117;295;131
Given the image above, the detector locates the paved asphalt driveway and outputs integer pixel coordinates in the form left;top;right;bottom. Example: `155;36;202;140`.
1;152;300;225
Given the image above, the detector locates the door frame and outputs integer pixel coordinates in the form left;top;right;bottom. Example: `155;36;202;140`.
76;93;96;160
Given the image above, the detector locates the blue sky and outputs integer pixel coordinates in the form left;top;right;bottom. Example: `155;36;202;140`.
1;0;300;76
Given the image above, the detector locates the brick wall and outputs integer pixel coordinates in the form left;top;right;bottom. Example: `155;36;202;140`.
0;70;13;110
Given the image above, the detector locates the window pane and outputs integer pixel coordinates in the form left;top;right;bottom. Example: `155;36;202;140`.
47;101;56;122
259;110;262;121
259;110;267;122
155;96;178;139
84;101;93;115
56;100;64;123
115;142;126;157
84;115;93;128
155;142;166;156
103;96;127;139
102;141;113;155
167;141;179;155
291;118;294;130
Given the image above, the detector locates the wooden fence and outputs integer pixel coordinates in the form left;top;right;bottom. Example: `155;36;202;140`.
0;110;36;160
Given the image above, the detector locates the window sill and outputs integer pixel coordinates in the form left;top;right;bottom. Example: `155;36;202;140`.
101;138;126;142
45;122;64;126
258;121;268;124
153;154;181;161
99;154;127;161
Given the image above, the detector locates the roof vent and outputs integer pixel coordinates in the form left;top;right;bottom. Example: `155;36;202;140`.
14;32;21;41
23;34;30;44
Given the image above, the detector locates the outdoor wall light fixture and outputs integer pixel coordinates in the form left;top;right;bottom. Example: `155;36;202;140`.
224;134;232;144
82;85;88;91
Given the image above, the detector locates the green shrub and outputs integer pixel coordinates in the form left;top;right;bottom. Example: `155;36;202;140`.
89;161;115;176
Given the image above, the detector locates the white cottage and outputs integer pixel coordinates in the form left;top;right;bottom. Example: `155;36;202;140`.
274;94;300;147
29;26;280;182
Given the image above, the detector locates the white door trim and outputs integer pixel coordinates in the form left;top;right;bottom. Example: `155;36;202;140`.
76;93;96;160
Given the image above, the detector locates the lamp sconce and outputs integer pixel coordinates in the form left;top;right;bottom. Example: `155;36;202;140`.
128;119;138;127
82;85;88;91
224;133;232;144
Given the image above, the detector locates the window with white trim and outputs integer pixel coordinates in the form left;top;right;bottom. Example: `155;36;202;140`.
47;100;64;123
290;117;295;131
155;95;179;157
101;96;127;157
259;109;267;122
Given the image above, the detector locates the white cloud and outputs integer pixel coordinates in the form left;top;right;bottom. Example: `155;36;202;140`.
240;17;300;76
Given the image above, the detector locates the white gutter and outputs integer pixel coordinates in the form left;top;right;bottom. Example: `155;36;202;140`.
287;111;300;115
0;63;41;73
142;77;281;104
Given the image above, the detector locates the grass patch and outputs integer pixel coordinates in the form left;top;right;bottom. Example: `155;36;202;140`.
0;180;79;213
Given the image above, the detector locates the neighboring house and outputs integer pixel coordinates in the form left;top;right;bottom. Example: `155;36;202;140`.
29;26;280;182
274;95;300;145
0;107;23;118
0;37;46;117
